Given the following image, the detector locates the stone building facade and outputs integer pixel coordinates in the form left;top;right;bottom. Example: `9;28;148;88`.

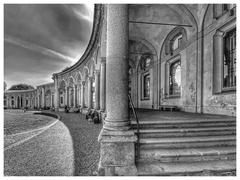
4;89;37;109
4;82;55;109
5;4;236;116
4;4;236;175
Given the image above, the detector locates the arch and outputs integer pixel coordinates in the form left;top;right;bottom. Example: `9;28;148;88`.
160;26;187;59
83;66;90;81
167;4;198;32
45;89;52;108
89;59;96;77
59;80;66;90
17;96;20;108
45;89;51;95
67;76;75;87
76;71;83;85
129;37;158;56
129;38;157;72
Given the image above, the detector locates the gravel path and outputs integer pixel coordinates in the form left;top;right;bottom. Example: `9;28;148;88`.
4;111;102;176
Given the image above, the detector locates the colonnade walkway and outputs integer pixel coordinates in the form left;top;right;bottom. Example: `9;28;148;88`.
131;109;236;175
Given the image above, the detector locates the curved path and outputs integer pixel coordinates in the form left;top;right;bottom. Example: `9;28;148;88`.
4;111;102;176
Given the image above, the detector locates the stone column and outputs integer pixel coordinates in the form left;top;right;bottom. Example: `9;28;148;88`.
14;96;17;108
38;95;41;109
98;4;137;176
65;87;69;106
74;85;77;107
81;81;85;108
77;85;80;106
100;58;106;111
87;77;93;109
41;87;45;108
94;70;100;110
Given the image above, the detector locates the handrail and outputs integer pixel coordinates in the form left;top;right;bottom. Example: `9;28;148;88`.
128;94;140;161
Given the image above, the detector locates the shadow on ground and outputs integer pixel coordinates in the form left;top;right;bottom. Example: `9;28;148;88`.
52;111;102;176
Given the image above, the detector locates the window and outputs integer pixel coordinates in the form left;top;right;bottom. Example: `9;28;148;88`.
139;55;152;100
223;28;236;89
11;96;14;106
223;4;229;12
60;97;63;104
171;34;183;51
213;21;236;94
143;73;150;99
213;4;236;19
140;56;151;71
169;61;181;95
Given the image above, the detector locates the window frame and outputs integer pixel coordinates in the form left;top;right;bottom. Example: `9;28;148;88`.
141;72;151;100
165;55;181;99
139;54;153;101
169;60;181;96
213;20;236;94
222;28;236;91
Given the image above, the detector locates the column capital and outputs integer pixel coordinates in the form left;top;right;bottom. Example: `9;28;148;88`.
81;81;86;86
94;69;100;75
88;76;93;81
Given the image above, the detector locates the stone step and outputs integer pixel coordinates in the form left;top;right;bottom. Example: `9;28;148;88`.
137;160;236;176
138;146;236;163
131;120;235;129
135;126;236;138
139;135;236;149
130;118;235;123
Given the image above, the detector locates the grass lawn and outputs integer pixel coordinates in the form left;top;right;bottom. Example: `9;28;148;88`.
4;110;56;135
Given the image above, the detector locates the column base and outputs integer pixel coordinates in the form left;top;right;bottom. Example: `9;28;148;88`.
98;129;137;176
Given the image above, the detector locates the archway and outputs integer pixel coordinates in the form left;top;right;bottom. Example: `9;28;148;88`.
68;77;75;107
59;80;66;107
45;90;52;108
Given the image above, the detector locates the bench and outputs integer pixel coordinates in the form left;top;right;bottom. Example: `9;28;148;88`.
159;105;178;112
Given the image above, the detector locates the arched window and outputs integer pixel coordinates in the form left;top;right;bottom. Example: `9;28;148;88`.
171;33;183;51
164;27;187;56
140;55;152;71
169;61;181;95
139;55;152;100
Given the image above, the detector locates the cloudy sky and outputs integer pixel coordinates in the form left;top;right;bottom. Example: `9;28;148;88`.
4;4;94;89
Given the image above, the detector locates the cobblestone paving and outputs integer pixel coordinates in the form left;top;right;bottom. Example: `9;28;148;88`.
48;111;103;176
4;111;102;176
4;110;55;135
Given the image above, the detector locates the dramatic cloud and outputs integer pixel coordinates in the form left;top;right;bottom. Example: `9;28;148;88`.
4;4;94;88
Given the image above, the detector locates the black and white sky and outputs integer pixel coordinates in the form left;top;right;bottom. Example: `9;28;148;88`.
4;4;94;88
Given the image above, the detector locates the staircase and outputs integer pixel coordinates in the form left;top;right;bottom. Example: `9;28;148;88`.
131;112;236;176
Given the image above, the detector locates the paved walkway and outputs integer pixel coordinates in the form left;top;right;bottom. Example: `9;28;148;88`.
4;111;102;176
131;109;235;121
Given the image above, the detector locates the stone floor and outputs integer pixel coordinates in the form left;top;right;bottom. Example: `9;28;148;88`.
54;111;102;176
131;109;235;121
4;110;102;176
4;109;236;176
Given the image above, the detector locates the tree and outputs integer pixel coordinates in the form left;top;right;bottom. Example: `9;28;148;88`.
9;84;34;90
4;81;7;91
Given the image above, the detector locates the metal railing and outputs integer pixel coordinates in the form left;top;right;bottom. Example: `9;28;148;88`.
128;94;140;161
